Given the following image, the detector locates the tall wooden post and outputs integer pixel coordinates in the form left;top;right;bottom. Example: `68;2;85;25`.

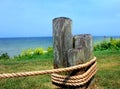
53;17;73;68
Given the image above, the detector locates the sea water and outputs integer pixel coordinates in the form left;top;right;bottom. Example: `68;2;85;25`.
0;36;119;57
0;37;52;57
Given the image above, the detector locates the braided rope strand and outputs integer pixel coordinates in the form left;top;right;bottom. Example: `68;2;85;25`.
52;69;97;86
0;57;97;86
51;62;97;86
0;57;96;79
51;62;97;80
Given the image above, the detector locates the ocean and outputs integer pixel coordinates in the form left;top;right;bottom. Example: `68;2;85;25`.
0;36;119;57
0;37;52;57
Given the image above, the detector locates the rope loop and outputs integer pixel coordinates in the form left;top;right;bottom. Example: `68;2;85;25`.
51;59;97;86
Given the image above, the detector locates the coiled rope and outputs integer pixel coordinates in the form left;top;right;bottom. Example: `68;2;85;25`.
0;57;97;86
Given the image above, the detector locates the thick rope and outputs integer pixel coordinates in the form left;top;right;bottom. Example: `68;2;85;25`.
0;57;97;86
0;57;96;79
51;62;97;86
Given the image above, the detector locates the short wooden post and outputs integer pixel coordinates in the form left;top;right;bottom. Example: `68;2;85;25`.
68;34;94;89
52;17;95;89
73;34;93;62
53;17;73;69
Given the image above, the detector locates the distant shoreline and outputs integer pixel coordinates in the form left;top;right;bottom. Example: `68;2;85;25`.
0;35;120;38
0;36;120;57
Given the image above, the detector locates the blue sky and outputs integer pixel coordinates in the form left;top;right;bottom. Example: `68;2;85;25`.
0;0;120;37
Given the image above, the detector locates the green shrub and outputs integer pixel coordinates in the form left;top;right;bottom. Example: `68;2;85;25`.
34;48;44;55
17;47;53;60
21;48;33;56
94;41;109;51
116;40;120;48
110;38;120;50
46;47;53;58
94;38;120;51
0;53;10;59
47;47;53;53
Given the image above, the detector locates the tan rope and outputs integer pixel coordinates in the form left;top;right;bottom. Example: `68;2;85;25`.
0;57;97;86
0;57;96;79
51;62;97;86
51;62;97;80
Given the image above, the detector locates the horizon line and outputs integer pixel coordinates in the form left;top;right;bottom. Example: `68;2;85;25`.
0;35;120;38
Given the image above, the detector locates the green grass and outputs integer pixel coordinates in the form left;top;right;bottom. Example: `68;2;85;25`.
0;58;55;89
0;50;120;89
94;50;120;89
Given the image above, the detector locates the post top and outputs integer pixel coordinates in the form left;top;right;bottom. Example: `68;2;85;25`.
74;34;92;39
53;17;72;21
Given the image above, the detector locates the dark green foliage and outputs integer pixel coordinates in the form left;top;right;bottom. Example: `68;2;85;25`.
94;38;120;51
116;40;120;48
0;53;9;60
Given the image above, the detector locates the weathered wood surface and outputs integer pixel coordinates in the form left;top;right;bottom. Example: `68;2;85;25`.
71;34;94;89
73;34;93;62
52;17;95;89
53;17;73;69
68;48;85;67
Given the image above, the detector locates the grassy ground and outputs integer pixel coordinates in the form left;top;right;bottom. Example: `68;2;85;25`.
95;50;120;89
0;51;120;89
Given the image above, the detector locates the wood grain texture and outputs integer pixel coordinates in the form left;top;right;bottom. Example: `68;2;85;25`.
53;17;73;69
68;48;85;67
73;34;93;62
52;17;95;88
68;34;94;89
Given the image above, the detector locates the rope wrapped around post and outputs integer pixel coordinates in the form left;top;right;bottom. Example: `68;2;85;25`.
0;57;97;86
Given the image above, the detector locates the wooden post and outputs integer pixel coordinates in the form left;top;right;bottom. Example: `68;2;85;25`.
73;34;93;62
68;48;85;67
52;17;95;89
68;34;94;89
53;17;73;68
